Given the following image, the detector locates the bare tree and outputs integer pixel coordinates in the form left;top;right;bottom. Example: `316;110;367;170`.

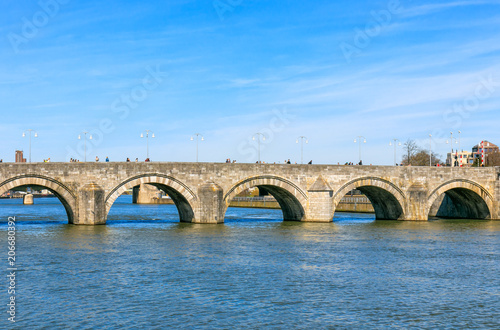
486;152;500;166
402;139;419;165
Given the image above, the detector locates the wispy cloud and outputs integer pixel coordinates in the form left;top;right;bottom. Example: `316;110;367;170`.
401;1;500;18
0;0;499;164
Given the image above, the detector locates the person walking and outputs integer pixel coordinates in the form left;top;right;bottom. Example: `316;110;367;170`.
105;157;109;162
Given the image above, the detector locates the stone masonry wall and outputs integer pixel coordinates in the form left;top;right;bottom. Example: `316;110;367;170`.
0;163;498;224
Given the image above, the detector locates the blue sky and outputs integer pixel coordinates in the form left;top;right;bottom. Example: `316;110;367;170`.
1;0;499;164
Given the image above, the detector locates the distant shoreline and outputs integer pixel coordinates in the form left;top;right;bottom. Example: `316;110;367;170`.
0;195;57;199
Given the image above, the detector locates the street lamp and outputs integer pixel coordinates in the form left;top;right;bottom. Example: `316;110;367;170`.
296;136;308;164
458;130;462;153
78;131;92;162
140;130;155;160
252;133;266;163
429;134;433;167
446;132;459;167
22;129;38;163
354;136;366;164
389;139;402;166
190;133;204;162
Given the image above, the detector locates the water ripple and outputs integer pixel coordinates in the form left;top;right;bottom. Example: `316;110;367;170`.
0;196;499;328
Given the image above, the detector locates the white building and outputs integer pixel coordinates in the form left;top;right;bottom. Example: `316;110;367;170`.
446;150;473;167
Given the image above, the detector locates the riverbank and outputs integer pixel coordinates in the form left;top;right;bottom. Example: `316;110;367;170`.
0;194;57;199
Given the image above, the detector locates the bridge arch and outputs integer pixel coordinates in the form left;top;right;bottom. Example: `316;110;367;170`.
223;175;308;221
428;179;493;219
0;175;77;223
333;177;406;220
105;174;197;222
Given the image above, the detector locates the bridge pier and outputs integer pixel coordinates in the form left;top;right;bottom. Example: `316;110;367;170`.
132;183;162;204
494;168;500;219
305;176;335;222
23;193;34;205
76;183;106;225
405;184;429;221
194;182;224;224
305;191;334;222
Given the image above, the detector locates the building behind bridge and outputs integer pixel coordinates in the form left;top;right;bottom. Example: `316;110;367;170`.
446;140;499;167
15;150;26;163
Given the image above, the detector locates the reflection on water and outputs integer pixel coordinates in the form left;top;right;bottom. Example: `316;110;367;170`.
0;196;499;328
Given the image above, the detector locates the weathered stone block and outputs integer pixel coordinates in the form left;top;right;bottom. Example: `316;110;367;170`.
77;183;106;225
195;182;224;223
406;184;428;221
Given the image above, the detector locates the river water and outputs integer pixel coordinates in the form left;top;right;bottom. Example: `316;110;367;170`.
1;196;499;329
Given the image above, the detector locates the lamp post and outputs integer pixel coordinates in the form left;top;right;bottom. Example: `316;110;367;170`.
446;132;459;167
354;136;366;164
457;130;462;166
190;133;204;162
458;130;461;153
252;133;266;163
22;129;38;163
429;134;433;167
389;139;401;166
140;130;155;160
296;136;308;164
78;131;92;162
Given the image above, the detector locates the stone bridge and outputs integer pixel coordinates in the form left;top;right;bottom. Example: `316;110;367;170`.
1;163;499;224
